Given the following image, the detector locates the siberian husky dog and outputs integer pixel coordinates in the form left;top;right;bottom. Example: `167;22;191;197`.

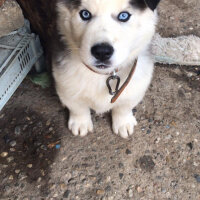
53;0;160;138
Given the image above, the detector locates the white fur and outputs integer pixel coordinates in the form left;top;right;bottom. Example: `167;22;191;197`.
53;0;157;138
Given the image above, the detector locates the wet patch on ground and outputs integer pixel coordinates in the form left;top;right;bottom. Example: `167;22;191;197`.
0;106;62;197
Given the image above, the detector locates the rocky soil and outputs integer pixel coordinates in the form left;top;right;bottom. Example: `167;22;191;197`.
0;0;200;199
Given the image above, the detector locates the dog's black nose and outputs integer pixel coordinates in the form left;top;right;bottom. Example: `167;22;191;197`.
91;43;114;62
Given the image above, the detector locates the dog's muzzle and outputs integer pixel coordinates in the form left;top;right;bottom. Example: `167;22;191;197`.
91;43;114;67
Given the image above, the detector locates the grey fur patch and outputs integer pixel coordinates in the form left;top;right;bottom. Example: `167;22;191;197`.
130;0;160;11
144;0;160;11
58;0;81;9
51;32;71;66
129;0;147;10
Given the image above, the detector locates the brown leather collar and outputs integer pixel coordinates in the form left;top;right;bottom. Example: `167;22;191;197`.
110;59;137;103
83;59;138;103
83;63;118;75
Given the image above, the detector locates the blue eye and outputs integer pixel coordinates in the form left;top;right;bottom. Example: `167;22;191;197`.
80;10;92;21
118;12;131;22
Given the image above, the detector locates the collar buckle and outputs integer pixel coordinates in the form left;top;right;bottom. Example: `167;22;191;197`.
106;71;120;96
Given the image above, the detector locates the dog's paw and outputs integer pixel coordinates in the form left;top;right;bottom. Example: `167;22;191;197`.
112;113;137;139
68;114;93;137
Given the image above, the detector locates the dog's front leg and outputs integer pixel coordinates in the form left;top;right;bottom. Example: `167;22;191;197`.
66;101;93;137
112;105;137;139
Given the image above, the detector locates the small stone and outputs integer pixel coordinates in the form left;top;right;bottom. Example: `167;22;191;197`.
146;129;151;134
12;162;17;167
37;185;42;189
34;141;42;146
97;177;103;184
27;164;33;168
187;142;193;150
3;135;10;144
137;186;143;193
1;152;8;157
161;188;167;193
37;177;42;182
53;193;58;198
81;178;87;184
41;169;45;176
20;183;25;189
0;114;5;119
39;153;43;158
62;157;67;162
14;126;21;135
118;163;124;168
125;149;132;155
9;175;14;180
68;178;75;183
170;181;178;188
60;183;67;190
171;121;176;127
18;173;27;180
128;188;133;198
138;155;155;172
165;135;172;140
15;169;20;174
26;117;31;121
105;185;111;192
194;174;200;183
49;183;56;190
148;118;153;123
49;127;53;131
64;172;72;181
23;125;28;131
9;140;17;147
106;176;111;182
10;148;15;152
119;173;124;179
96;189;105;195
41;145;47;150
46;120;51;126
4;185;10;192
63;190;71;198
154;137;161;144
7;156;14;163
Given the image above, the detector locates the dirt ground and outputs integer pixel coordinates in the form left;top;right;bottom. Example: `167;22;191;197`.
0;0;200;199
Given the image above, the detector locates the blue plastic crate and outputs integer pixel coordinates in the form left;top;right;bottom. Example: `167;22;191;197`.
0;20;44;111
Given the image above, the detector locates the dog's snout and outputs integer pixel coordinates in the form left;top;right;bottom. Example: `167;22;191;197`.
91;43;114;62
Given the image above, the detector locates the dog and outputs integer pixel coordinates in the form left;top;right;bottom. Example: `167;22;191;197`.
52;0;161;139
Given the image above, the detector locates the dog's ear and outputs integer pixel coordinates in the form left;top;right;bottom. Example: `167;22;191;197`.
144;0;161;10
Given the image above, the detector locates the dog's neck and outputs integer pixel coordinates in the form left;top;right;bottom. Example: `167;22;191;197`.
84;59;138;103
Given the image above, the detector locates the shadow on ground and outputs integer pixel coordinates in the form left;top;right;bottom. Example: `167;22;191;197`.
0;105;63;197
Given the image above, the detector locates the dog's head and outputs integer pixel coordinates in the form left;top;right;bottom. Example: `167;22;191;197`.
57;0;160;73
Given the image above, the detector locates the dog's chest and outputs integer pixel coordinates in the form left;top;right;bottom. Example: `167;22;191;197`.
81;77;114;113
79;69;134;113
